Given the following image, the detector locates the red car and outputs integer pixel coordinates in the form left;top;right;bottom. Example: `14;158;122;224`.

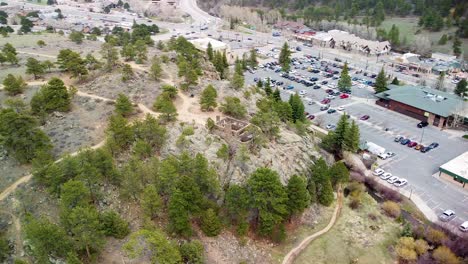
304;112;309;116
360;115;370;120
321;98;331;104
340;94;349;99
307;114;315;120
325;89;333;93
407;141;418;148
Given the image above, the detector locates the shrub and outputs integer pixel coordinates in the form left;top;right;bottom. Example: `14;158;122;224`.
381;201;401;218
432;246;460;264
425;227;447;245
180;240;204;264
414;239;429;256
200;209;221;237
395;237;417;262
100;210;130;239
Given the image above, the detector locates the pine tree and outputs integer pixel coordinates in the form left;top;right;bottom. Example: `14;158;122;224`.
30;78;71;113
225;184;250;224
435;72;445;91
453;37;462;57
141;185;162;219
264;78;272;96
200;84;217;111
272;88;281;102
206;42;213;61
249;48;258;67
288;93;305;123
391;77;399;85
200;208;222;237
279;42;291;72
121;64;134;81
231;72;244;90
374;67;387;93
454;79;467;97
168;188;192;237
286;175;310;216
121;44;136;61
2;74;27;95
344;120;360;152
150;57;163;80
247;168;288;237
373;0;385;26
307;179;317;204
310;158;334;206
319;179;334;206
338;62;352;92
115;93;133;116
26;57;46;79
153;94;177;122
329;161;349;187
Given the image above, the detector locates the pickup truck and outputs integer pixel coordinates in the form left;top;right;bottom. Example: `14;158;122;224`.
378;152;396;160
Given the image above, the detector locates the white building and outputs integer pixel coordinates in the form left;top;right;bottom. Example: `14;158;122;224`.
189;37;229;53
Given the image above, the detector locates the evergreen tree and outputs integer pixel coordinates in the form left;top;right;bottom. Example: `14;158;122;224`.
279;42;291;72
231;72;245;89
168;188;192;237
373;0;385;26
200;208;222;237
435;72;445;91
2;74;27;95
453;37;462;57
272;88;281;102
391;77;399;85
288;93;305;123
307;179;317;204
247;168;288;237
26;57;46;79
180;240;205;264
150;57;163;80
134;39;148;64
99;210;130;239
374;67;388;93
100;42;119;72
249;48;258;67
257;79;263;88
200;84;218;111
66;206;105;258
225;184;250;224
115;93;133;116
206;42;213;61
31;78;71;113
153;93;177;122
141;185;162;219
286;175;310;216
264;78;272;96
338;62;352;92
329;161;349;187
2;43;18;65
310;159;334;206
106;114;133;149
343;120;360;152
124;229;182;263
121;44;136;61
121;63;134;81
388;24;400;45
69;31;84;44
319;178;334;206
438;34;448;45
454;79;467;98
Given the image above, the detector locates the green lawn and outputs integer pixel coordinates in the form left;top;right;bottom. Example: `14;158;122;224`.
381;17;468;57
295;193;401;264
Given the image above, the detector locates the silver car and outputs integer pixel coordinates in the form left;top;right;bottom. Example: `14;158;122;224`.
439;210;456;222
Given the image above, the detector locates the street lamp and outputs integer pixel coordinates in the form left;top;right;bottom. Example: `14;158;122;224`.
419;126;425;144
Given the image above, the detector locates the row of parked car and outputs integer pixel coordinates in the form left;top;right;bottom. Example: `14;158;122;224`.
373;168;408;187
394;136;439;153
438;210;468;233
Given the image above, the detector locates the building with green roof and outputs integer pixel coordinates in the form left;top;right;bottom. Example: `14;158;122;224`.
375;85;467;128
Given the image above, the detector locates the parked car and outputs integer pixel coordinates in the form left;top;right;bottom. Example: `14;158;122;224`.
313;85;321;89
380;172;392;180
373;168;385;176
394;136;404;142
459;221;468;232
299;90;307;95
420;146;432;153
326;95;336;99
285;85;294;90
337;106;345;111
387;176;399;184
310;77;318;81
320;105;330;111
415;144;424;150
428;142;439;149
340;94;349;99
417;121;429;128
394;179;408;187
378;152;396;160
321;80;328;85
360;115;370;120
327;108;336;114
308;100;314;105
326;124;336;130
439;210;456;222
321;98;331;104
407;142;418;148
307;114;315;120
400;139;411;145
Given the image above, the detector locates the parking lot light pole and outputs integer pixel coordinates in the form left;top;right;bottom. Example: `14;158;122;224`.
420;126;425;144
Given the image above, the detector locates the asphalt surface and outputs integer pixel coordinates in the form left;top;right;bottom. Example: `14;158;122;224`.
246;58;468;226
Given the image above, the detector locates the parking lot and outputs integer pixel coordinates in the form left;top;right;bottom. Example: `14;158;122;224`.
245;56;468;228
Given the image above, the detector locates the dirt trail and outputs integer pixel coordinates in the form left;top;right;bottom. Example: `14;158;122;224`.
282;189;343;264
0;210;23;257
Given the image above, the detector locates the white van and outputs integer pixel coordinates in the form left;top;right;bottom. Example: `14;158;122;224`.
460;221;468;232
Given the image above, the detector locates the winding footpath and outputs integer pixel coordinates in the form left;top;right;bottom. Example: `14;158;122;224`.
282;189;343;264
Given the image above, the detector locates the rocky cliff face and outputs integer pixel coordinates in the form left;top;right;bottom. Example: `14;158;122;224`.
162;124;321;186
